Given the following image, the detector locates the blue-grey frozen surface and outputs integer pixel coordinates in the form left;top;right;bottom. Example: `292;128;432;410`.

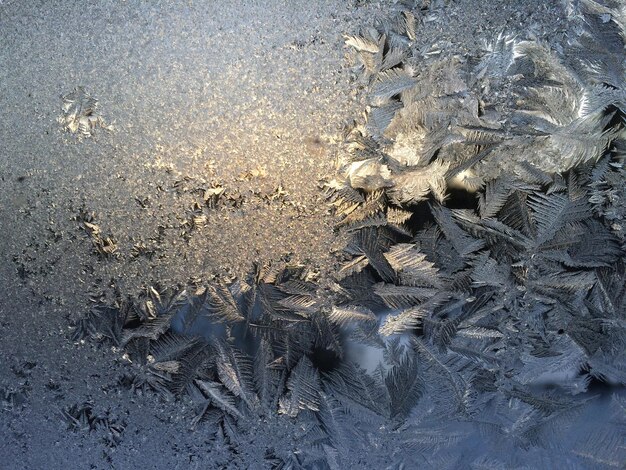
1;0;625;469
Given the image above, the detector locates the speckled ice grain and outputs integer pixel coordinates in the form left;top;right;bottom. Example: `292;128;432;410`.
0;0;378;306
